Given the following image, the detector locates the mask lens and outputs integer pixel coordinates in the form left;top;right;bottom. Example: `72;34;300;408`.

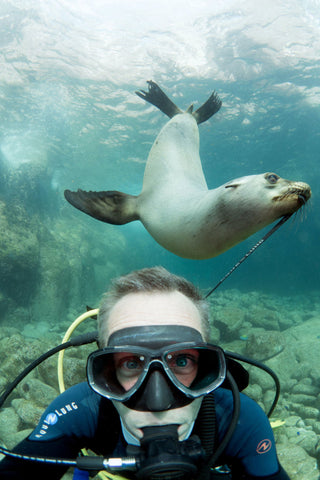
114;352;146;391
164;345;225;394
87;349;149;399
165;349;199;387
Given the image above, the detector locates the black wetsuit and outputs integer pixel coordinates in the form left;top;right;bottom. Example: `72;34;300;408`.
0;383;290;479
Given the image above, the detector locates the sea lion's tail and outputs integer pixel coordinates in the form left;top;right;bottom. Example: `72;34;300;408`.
136;80;222;124
136;80;182;118
193;91;222;124
64;189;139;225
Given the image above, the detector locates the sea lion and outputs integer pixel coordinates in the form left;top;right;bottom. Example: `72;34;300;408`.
64;81;311;260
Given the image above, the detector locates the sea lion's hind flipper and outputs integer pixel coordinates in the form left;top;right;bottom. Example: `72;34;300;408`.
64;189;139;225
193;91;222;124
136;80;182;118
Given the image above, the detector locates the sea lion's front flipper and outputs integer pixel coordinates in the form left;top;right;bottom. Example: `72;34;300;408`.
193;91;222;124
64;189;139;225
136;80;182;118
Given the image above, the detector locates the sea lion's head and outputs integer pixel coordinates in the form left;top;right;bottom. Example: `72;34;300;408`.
265;172;311;214
223;172;311;220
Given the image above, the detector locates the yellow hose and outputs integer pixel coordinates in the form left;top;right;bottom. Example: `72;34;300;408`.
58;309;99;393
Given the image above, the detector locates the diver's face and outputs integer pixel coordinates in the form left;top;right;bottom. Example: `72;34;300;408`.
104;291;204;342
103;291;205;441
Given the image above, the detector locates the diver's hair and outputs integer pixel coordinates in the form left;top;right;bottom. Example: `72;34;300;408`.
98;266;210;346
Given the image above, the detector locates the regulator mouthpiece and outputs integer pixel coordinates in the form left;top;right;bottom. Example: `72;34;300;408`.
128;424;205;480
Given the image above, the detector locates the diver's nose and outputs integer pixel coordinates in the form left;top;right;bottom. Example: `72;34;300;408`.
143;370;176;411
123;364;193;412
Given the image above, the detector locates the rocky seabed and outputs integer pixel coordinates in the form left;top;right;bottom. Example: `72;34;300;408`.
0;288;319;480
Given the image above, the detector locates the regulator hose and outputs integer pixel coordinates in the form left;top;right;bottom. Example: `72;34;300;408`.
207;371;240;468
196;393;217;460
57;308;99;392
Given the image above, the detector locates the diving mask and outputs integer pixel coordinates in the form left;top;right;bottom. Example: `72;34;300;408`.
87;326;226;410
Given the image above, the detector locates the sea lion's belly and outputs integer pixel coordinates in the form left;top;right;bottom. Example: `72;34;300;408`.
138;181;292;260
138;187;232;259
142;114;208;195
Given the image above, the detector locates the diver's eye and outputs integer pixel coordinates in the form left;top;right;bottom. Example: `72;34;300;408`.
115;355;145;377
265;173;280;184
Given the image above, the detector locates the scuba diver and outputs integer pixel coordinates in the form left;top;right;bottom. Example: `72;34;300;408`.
0;266;290;479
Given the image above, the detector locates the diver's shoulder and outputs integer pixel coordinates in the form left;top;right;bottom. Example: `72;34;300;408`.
215;387;262;410
55;382;101;406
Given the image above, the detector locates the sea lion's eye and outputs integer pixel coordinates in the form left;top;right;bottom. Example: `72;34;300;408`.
266;173;279;184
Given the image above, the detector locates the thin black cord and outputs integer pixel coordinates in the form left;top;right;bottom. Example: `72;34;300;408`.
205;214;292;298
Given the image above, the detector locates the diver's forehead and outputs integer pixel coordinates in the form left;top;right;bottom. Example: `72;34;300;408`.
105;291;204;342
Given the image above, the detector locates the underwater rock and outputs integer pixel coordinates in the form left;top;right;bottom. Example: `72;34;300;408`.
3;159;53;215
0;335;40;377
30;231;78;324
291;382;319;396
0;201;40;305
285;422;319;456
7;429;33;451
277;443;319;480
0;375;8;394
244;364;275;392
289;403;319;420
289;393;317;407
2;307;31;328
0;408;20;443
37;355;63;391
11;398;44;428
281;318;320;390
212;306;246;340
266;348;301;391
245;330;285;361
263;389;279;411
0;334;45;374
0;291;8;320
209;324;221;343
1;169;127;325
27;217;127;325
21;321;53;340
305;420;320;435
246;305;280;331
61;357;87;389
284;415;302;427
243;383;263;404
18;378;58;408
